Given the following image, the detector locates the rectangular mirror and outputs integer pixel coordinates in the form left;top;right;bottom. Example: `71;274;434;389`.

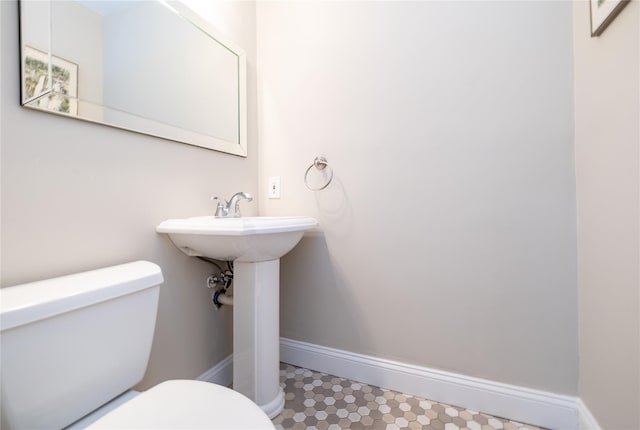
19;0;247;156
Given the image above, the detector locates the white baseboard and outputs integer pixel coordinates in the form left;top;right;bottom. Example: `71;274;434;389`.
196;340;584;430
577;399;602;430
280;337;578;430
196;354;233;387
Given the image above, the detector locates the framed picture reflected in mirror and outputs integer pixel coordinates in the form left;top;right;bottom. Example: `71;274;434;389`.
22;46;78;115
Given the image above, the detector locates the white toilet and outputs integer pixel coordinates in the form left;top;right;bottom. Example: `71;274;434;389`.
0;261;275;429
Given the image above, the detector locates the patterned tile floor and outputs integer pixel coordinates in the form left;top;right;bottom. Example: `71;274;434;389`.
273;363;544;430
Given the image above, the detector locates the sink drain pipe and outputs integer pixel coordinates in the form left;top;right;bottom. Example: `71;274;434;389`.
200;257;235;309
213;289;233;307
207;273;234;308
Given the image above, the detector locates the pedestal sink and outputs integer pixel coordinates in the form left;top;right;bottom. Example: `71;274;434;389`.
156;216;318;418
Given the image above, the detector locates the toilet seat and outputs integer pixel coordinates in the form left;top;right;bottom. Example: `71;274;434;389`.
87;380;275;429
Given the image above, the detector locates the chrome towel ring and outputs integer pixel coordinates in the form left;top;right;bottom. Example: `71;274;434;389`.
304;156;333;191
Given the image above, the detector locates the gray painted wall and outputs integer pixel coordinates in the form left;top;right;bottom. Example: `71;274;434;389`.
574;1;640;428
257;1;578;395
0;0;258;389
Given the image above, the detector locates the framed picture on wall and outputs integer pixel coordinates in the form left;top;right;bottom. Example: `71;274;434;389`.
590;0;630;36
22;46;78;115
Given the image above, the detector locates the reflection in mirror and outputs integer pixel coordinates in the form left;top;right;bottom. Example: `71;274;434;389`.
19;0;247;156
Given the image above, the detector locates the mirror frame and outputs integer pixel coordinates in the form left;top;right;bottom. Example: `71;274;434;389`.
19;0;248;157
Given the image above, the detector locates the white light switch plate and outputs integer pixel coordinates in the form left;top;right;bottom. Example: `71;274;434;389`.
268;176;281;199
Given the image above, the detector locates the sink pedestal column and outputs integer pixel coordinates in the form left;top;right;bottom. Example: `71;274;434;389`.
233;260;284;418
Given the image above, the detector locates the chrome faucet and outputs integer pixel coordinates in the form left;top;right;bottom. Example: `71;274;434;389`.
211;192;253;218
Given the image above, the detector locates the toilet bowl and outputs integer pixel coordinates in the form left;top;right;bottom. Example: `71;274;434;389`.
0;261;274;429
79;380;273;429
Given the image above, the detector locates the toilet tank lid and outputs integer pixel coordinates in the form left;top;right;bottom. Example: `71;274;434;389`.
0;261;163;331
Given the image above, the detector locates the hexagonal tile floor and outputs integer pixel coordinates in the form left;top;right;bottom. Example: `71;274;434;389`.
272;363;545;430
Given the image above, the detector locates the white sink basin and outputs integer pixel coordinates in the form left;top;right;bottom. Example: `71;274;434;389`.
156;216;318;262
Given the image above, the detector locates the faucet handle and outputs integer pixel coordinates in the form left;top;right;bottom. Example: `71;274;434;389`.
210;196;227;217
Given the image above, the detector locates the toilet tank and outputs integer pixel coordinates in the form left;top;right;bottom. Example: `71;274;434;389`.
0;261;164;430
